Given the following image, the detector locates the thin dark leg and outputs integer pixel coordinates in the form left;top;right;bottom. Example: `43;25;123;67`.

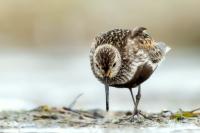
133;85;141;115
105;84;109;111
129;88;136;107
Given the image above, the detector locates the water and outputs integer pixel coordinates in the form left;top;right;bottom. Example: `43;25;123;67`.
0;49;199;112
1;125;200;133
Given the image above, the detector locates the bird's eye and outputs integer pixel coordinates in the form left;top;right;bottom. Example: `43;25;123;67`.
112;62;116;68
96;63;100;69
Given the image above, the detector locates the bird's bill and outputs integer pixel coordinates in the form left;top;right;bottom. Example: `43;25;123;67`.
104;77;109;112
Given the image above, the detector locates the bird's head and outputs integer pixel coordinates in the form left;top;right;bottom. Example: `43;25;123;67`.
93;44;121;80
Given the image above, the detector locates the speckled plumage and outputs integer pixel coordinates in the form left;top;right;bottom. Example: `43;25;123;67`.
90;27;170;113
90;27;170;88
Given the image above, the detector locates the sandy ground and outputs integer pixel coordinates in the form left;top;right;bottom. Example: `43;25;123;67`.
0;106;200;133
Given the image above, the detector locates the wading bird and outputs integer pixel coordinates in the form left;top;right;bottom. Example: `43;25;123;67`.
90;27;170;116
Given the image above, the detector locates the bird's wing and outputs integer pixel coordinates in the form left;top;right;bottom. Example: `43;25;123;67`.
130;27;170;64
93;29;132;51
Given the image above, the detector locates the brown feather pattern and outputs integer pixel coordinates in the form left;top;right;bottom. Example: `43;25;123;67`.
90;27;167;88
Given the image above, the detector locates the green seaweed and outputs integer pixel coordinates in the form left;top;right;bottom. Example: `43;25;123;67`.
170;108;200;120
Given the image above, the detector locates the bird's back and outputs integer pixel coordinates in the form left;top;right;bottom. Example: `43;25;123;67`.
91;29;131;52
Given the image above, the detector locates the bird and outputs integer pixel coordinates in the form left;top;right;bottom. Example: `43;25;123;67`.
90;27;170;116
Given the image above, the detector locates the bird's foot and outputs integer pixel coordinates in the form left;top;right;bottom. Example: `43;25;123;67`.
122;110;152;122
129;110;144;122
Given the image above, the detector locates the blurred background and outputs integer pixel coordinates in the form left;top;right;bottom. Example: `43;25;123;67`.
0;0;199;112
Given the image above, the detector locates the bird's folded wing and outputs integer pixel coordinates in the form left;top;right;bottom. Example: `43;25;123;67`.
131;27;170;64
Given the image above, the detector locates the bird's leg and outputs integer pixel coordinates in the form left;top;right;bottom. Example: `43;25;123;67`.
105;83;109;111
119;88;136;121
133;85;141;115
123;87;142;121
131;85;153;120
129;88;136;108
120;86;150;122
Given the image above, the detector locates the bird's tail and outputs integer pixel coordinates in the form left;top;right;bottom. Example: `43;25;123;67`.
156;42;171;55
